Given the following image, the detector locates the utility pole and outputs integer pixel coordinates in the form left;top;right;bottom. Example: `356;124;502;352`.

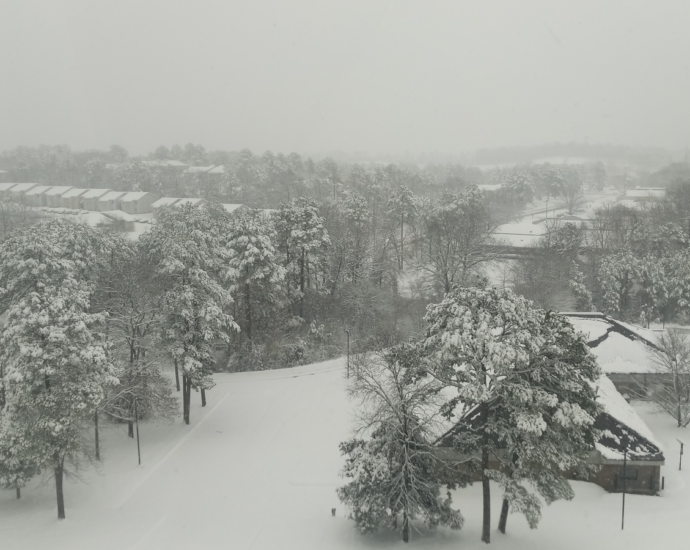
621;448;627;530
134;398;142;466
345;329;350;379
679;439;685;471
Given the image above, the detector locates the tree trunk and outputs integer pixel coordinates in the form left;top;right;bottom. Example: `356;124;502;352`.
402;511;410;543
174;358;180;392
183;375;190;425
55;457;65;519
498;498;509;534
201;388;206;407
481;445;491;543
128;419;134;438
95;410;100;461
16;484;20;499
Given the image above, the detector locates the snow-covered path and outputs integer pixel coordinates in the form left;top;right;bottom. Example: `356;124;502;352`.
2;358;690;550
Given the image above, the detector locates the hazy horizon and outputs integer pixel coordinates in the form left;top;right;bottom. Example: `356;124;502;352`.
2;0;689;157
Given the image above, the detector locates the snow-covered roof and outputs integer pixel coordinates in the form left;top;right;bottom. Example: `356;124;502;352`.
9;183;37;193
25;185;52;195
0;183;18;191
477;183;502;192
99;191;127;202
208;165;226;174
222;203;246;213
183;166;214;174
62;188;89;198
81;188;111;199
563;313;660;374
121;191;155;201
45;186;73;195
101;210;135;222
151;197;182;208
165;160;188;167
174;197;206;206
595;375;663;460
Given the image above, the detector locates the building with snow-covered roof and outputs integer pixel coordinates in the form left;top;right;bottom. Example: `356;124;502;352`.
174;197;206;207
151;197;181;219
120;191;158;215
563;312;663;396
98;191;127;212
81;189;112;211
44;186;74;207
0;183;19;199
101;210;136;232
208;165;226;174
436;373;664;495
221;203;248;214
24;185;53;207
8;183;38;203
625;187;666;201
183;166;215;174
61;188;89;209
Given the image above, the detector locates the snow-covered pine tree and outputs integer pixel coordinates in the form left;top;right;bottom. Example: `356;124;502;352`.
273;197;330;318
337;344;464;543
0;218;117;518
421;286;602;543
139;203;238;424
225;208;286;344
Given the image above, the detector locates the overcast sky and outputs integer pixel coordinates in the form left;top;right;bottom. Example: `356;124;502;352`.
1;0;689;157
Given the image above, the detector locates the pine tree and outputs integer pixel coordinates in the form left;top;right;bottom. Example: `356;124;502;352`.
421;285;602;543
274;198;330;318
0;219;117;518
225;208;286;343
140;203;238;424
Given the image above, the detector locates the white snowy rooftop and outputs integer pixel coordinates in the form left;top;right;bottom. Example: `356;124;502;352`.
62;188;88;198
81;188;111;198
45;186;74;195
121;191;154;201
25;185;52;195
563;313;660;374
151;197;181;207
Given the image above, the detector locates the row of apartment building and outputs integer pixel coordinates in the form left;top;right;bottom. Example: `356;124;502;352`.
0;183;158;214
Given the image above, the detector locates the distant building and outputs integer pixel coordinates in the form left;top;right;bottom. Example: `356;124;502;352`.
624;187;666;201
120;191;158;214
100;210;136;232
221;203;248;215
60;188;89;210
81;189;112;211
151;197;182;219
8;183;38;203
24;185;53;207
98;191;127;212
45;186;74;207
0;183;18;199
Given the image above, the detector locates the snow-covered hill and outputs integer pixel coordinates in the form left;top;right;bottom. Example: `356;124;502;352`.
1;358;688;550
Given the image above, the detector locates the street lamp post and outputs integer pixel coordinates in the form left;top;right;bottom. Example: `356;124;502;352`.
621;447;627;530
679;439;685;471
345;329;350;378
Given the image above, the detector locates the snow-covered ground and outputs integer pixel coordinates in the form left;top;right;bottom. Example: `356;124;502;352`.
1;358;688;550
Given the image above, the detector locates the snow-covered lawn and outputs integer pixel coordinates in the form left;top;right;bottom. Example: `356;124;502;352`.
1;358;688;550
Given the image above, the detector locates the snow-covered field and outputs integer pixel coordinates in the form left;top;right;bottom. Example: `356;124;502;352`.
1;357;688;550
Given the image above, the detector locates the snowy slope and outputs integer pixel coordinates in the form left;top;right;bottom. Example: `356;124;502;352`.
1;357;689;550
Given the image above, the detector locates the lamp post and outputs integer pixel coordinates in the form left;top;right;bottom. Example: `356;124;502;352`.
134;398;141;466
679;439;685;471
345;329;350;378
621;447;627;530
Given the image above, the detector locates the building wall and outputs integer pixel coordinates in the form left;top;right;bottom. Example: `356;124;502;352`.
437;449;661;495
582;464;661;495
